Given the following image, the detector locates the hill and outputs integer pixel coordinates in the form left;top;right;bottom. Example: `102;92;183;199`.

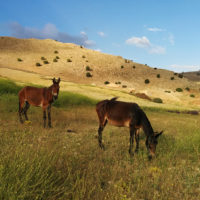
0;36;200;108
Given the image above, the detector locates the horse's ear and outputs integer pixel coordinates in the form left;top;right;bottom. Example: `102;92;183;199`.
57;77;60;83
155;131;163;139
52;78;56;83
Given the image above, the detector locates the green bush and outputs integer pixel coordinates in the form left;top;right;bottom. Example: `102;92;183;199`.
115;81;121;84
121;65;124;69
36;62;41;67
53;59;58;62
56;56;60;59
171;77;174;80
43;60;49;64
122;85;127;88
86;66;92;71
190;94;195;98
133;66;136;69
153;98;163;103
67;58;72;62
157;74;160;78
41;57;46;60
178;74;183;78
104;81;110;85
54;50;58;54
17;58;23;62
185;87;190;91
145;79;150;84
82;55;86;58
86;72;92;77
176;88;183;92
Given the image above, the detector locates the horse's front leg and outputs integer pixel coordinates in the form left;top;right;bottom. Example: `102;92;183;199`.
47;105;52;128
129;127;135;156
43;109;47;128
145;138;152;160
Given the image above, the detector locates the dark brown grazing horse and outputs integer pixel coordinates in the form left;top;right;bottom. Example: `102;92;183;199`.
96;97;163;159
18;78;60;128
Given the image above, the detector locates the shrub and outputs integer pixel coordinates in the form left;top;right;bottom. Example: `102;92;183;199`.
190;94;195;98
133;66;136;69
122;85;127;88
82;55;86;58
36;62;41;67
176;88;183;92
115;81;121;84
41;57;46;60
53;58;58;62
174;73;178;76
145;79;150;84
165;90;171;93
121;65;124;69
178;74;183;78
185;87;190;91
56;56;60;59
43;60;49;64
157;74;160;78
54;50;58;54
196;72;200;76
17;58;23;62
104;81;110;85
153;98;163;103
86;72;92;77
67;59;72;62
80;45;83;48
86;66;92;71
124;59;129;63
154;67;157;70
171;77;174;80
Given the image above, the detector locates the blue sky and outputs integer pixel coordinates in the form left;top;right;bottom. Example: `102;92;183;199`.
1;0;200;72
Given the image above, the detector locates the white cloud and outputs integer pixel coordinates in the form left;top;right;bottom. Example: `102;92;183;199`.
126;36;150;48
169;33;175;45
9;22;95;47
147;27;165;32
126;36;165;54
169;64;200;72
97;31;106;37
149;45;166;54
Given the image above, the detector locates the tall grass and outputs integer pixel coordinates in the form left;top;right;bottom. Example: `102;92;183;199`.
0;78;200;199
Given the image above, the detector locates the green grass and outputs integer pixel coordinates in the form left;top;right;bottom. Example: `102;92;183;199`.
0;78;200;199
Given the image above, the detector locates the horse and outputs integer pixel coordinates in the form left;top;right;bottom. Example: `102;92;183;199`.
18;78;60;128
96;97;163;159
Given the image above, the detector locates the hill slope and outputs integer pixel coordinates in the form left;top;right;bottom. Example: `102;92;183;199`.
0;37;199;108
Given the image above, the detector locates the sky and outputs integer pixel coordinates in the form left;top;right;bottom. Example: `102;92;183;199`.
1;0;200;72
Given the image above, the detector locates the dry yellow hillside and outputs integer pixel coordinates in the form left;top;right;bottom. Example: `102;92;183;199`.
0;36;199;108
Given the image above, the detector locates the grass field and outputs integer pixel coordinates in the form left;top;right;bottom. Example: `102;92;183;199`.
0;79;200;199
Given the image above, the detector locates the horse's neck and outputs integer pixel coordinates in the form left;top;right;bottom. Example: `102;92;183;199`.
45;85;54;99
141;112;154;137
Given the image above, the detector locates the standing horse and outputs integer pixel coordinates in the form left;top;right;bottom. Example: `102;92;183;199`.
96;97;163;159
18;78;60;128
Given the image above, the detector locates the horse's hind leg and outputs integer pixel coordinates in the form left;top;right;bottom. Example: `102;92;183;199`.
19;100;25;124
43;109;47;128
129;127;136;156
134;129;140;153
23;101;30;121
98;119;107;150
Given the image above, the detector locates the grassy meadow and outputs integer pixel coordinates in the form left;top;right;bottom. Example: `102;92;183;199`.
0;79;200;199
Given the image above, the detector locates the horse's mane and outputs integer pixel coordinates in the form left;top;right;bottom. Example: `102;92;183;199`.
110;97;118;102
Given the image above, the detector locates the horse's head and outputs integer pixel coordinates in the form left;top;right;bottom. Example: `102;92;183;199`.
52;77;61;100
148;131;163;160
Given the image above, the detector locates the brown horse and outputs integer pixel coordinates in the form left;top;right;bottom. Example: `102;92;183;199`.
96;97;163;159
18;78;60;128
